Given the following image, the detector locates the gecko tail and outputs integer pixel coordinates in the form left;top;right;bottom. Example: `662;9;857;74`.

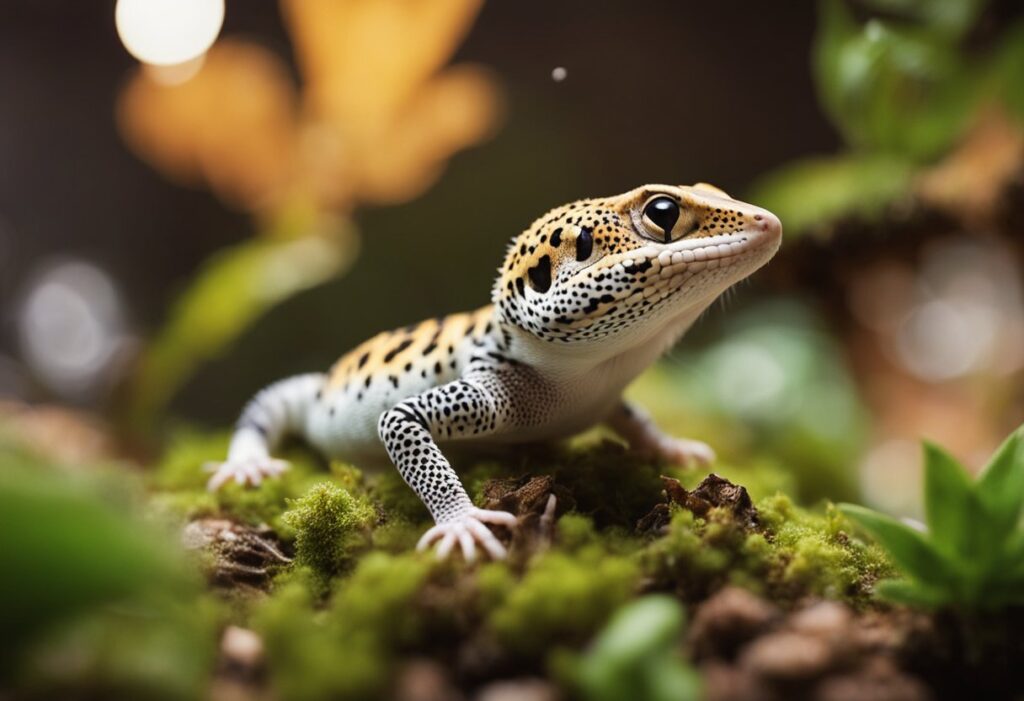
227;373;326;463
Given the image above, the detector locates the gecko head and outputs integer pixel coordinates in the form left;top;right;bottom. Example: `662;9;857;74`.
493;183;782;350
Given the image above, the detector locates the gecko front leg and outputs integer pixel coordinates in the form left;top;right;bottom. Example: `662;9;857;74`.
378;372;520;561
607;400;715;467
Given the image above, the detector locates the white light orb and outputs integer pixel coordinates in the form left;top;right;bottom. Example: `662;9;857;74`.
17;260;128;400
115;0;225;66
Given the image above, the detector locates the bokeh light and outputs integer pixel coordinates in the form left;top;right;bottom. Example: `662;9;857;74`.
115;0;225;67
851;236;1024;383
144;54;207;86
859;438;923;518
16;260;132;401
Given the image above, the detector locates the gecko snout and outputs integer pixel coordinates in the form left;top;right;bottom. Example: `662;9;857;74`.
752;210;782;239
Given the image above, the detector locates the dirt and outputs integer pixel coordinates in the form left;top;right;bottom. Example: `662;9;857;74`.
194;471;1023;701
638;473;761;534
690;588;932;701
182;518;292;590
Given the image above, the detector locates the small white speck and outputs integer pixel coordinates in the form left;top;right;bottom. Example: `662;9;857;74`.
551;66;567;82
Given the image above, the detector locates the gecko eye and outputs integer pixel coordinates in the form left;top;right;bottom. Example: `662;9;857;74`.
641;197;680;243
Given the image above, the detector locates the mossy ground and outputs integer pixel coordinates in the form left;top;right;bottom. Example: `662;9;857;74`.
0;421;898;700
116;429;892;699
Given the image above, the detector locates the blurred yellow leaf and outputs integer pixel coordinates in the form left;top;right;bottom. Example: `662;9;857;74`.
118;41;299;211
282;0;485;130
117;0;500;421
118;0;500;215
355;65;501;204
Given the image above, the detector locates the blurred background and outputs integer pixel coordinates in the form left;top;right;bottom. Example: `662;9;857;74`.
1;0;1024;516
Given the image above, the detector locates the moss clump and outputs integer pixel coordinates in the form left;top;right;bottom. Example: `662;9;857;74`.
328;552;432;644
152;429;327;531
252;570;358;701
152;429;232;492
280;482;375;578
544;445;667;529
475;561;517;615
488;542;639;656
366;469;430;524
640;508;751;600
556;512;601;550
639;493;890;605
758;495;891;601
255;554;431;701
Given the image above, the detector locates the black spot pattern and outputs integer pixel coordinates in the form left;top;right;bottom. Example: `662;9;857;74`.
527;255;551;293
492;185;774;346
221;184;780;542
378;368;554;522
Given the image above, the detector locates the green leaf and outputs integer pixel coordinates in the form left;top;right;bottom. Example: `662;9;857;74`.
746;153;914;237
0;465;196;669
814;0;980;160
994;21;1024;122
976;429;1024;540
858;0;987;39
922;442;985;559
576;596;701;701
838;503;953;584
128;229;355;427
875;578;951;608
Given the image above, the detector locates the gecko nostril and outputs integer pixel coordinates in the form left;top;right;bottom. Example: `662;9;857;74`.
753;214;763;221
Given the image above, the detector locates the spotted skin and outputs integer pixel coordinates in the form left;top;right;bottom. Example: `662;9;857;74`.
206;184;782;561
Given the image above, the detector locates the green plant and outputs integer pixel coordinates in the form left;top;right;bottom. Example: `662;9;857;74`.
573;595;701;701
840;427;1024;610
750;0;1024;236
0;452;218;696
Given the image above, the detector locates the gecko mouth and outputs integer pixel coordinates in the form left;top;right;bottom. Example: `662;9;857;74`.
603;226;780;283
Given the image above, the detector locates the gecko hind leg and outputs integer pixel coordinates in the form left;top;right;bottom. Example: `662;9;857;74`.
607;401;715;468
206;373;325;490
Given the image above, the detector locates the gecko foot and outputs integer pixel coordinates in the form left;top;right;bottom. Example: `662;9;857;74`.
639;436;716;468
417;508;518;562
204;457;290;491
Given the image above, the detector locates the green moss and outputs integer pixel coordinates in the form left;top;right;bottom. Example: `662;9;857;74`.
252;570;358;701
556;513;600;550
758;495;891;601
369;519;422;553
328;552;432;644
640;508;752;599
141;424;890;701
488;546;639;656
366;469;430;524
546;446;666;529
256;554;431;701
327;462;365;492
280;482;376;578
475;561;516;615
153;429;232;491
152;429;338;531
639;494;890;605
